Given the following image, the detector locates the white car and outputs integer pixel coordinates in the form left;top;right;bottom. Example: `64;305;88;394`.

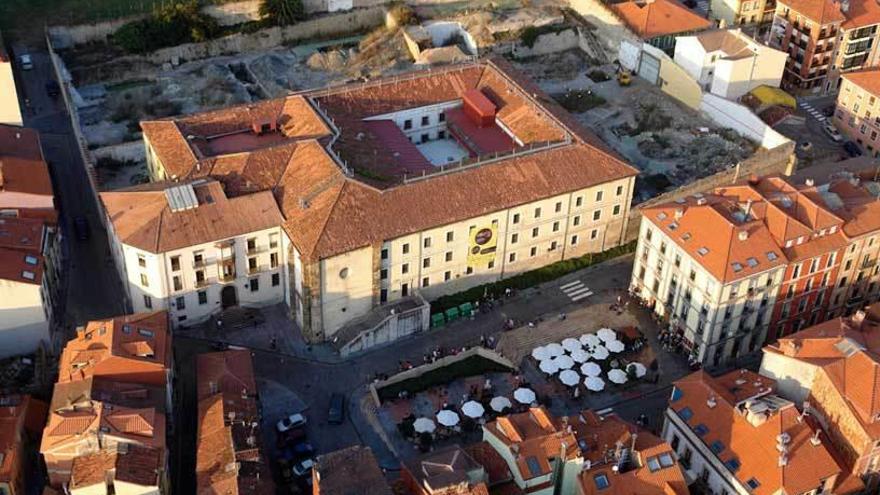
292;458;315;477
823;123;843;142
276;413;306;433
18;54;33;70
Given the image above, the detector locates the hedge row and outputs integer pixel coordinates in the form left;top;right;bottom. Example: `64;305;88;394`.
430;241;636;315
377;354;513;401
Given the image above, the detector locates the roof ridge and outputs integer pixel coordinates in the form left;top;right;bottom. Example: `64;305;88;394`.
310;180;352;258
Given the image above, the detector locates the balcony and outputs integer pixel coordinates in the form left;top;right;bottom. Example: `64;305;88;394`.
246;245;266;255
192;258;212;269
248;264;270;275
195;277;215;288
219;272;236;282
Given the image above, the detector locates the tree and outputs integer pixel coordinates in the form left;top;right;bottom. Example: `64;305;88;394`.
259;0;305;26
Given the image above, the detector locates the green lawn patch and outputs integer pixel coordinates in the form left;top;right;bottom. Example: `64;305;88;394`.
553;90;607;113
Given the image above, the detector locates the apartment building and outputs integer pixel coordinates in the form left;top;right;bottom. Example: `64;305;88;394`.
610;0;713;52
0;36;22;126
769;0;880;93
137;59;638;344
102;180;289;328
833;69;880;156
760;305;880;491
40;312;171;492
673;29;788;99
629;171;880;365
710;0;778;32
0;124;61;359
663;370;864;494
196;350;274;494
0;395;48;495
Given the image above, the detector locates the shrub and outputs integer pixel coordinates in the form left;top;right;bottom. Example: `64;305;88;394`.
387;2;417;26
519;24;569;48
587;70;610;82
376;355;513;401
113;1;219;54
259;0;305;26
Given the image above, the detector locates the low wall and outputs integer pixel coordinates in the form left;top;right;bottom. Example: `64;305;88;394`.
700;93;791;150
510;28;581;58
47;0;390;47
624;143;796;242
369;347;515;405
340;297;430;357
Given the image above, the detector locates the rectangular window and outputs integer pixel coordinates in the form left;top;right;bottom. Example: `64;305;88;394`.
613;204;621;215
571;235;578;245
532;227;539;238
173;276;182;291
381;248;388;260
593;210;602;221
534;207;541;218
176;296;186;310
272;273;280;286
248;257;257;270
549;241;558;251
445;252;453;262
444;271;451;281
170;256;180;271
143;295;152;309
616;185;624;196
250;277;259;292
511;233;519;244
488;260;494;269
380;289;388;303
404;119;412;130
402;263;409;274
438;112;445;122
138;254;146;268
509;252;517;263
422;277;430;287
402;243;410;254
552;221;560;232
446;231;454;242
530;246;537;257
575;196;583;207
423;258;431;268
140;274;149;287
591;229;599;240
270;252;279;268
573;215;581;226
421;115;429;126
380;268;388;279
512;213;520;224
198;291;207;305
247;237;257;252
420;133;429;143
269;233;279;249
555;201;562;213
596;190;604;202
401;283;409;296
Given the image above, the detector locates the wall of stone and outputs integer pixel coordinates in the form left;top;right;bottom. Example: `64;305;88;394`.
623;143;797;242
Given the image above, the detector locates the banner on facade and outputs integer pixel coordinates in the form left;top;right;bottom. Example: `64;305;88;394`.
467;224;498;266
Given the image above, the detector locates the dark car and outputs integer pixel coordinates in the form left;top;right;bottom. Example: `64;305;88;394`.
843;141;863;157
280;442;315;461
276;427;306;448
327;393;345;425
45;80;60;98
73;216;89;241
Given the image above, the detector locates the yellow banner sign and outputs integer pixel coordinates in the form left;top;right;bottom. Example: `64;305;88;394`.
468;224;498;266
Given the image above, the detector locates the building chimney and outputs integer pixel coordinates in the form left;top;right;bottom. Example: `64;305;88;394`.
810;430;822;446
674;207;684;219
841;0;850;13
738;230;749;241
852;309;867;327
805;178;815;187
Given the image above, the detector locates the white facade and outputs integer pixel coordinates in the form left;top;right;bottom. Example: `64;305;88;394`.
674;30;787;100
111;226;290;328
0;277;50;358
758;349;818;404
311;175;635;338
630;217;786;366
0;56;22;126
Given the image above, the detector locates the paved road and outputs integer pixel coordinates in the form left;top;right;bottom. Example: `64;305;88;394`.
13;40;127;332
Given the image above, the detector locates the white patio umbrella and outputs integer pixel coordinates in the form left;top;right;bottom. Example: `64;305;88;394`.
585;376;605;391
580;362;602;377
514;388;536;404
570;348;590;363
539;359;559;374
552;354;575;370
580;333;602;348
592;345;610;360
608;368;628;384
598;328;617;343
436;410;460;427
627;362;648;378
462;401;485;419
490;396;512;413
413;417;436;434
544;343;565;357
559;369;580;386
561;338;582;353
531;346;551;361
606;340;626;353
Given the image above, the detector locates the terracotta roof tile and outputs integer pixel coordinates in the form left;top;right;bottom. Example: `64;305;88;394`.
841;69;880;100
102;179;284;254
841;0;880;28
484;407;580;481
610;0;713;39
314;446;392;495
778;0;846;24
69;446;161;490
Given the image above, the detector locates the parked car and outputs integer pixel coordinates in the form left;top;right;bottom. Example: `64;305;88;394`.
327;393;345;425
276;427;306;448
45;80;60;98
292;458;315;477
18;54;33;70
823;123;843;142
73;216;89;241
280;442;315;461
276;413;306;433
844;141;863;157
822;105;836;117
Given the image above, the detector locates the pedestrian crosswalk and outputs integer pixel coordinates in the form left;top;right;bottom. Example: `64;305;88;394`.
800;100;827;123
560;280;594;302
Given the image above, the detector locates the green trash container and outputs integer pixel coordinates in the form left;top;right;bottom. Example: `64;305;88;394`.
459;302;474;317
445;307;460;322
431;313;446;328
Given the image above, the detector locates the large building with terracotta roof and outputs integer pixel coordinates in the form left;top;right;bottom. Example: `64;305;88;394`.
630;167;880;366
102;179;289;328
314;445;392;495
40;311;172;492
195;350;274;495
769;0;880;93
663;369;863;495
401;444;489;495
833;68;880;157
0;124;62;359
760;304;880;490
133;59;638;345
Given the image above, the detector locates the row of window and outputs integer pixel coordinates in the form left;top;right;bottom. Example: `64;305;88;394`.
143;273;281;311
402;112;445;131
